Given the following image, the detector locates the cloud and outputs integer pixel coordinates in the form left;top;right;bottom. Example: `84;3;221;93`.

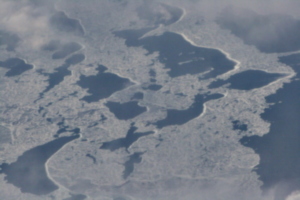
180;0;300;21
0;0;54;49
286;191;300;200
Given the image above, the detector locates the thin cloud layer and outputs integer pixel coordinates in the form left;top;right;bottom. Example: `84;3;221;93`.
0;0;54;49
0;0;84;50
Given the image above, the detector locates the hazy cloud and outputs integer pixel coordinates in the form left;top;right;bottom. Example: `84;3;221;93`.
0;0;54;49
0;0;85;50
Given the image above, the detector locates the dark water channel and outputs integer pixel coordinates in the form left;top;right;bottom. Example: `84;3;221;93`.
0;58;33;77
131;92;144;100
105;101;147;120
209;70;283;90
0;30;19;51
154;93;223;129
100;123;153;151
38;53;85;97
240;53;300;200
143;84;162;91
232;120;248;132
0;135;79;195
114;30;236;79
123;152;143;179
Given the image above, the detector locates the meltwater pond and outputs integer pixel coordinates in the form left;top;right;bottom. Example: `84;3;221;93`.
0;58;33;77
131;92;144;100
100;123;154;152
154;93;223;129
0;135;79;195
38;53;85;96
143;84;163;91
240;53;300;200
123;152;144;179
232;120;248;132
114;30;236;78
0;30;19;51
209;70;284;90
77;65;133;103
105;101;147;120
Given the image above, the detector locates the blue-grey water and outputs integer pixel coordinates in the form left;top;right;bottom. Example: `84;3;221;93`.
86;153;96;164
148;69;157;83
240;53;300;200
65;53;85;65
50;11;85;36
114;30;236;78
77;65;133;103
41;65;71;93
39;53;85;95
123;152;143;179
232;120;247;132
100;114;107;122
131;92;144;100
105;101;147;120
143;84;162;91
150;78;156;83
149;69;156;77
0;135;79;195
100;123;153;151
154;93;224;129
54;118;80;138
217;6;300;53
0;30;19;51
0;58;33;77
209;70;283;90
